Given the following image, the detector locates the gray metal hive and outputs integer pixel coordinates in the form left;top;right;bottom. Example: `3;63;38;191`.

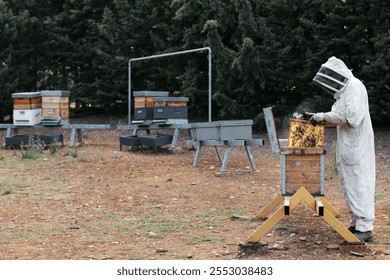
190;120;253;141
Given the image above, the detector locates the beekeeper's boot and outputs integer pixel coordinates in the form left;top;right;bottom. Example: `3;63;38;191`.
354;230;373;242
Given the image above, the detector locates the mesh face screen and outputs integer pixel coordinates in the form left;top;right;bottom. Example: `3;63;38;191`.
318;66;349;84
313;66;349;94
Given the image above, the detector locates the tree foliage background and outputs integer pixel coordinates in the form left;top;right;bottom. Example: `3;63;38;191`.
1;0;389;126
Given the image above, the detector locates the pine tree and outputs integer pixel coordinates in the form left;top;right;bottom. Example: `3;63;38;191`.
0;0;18;120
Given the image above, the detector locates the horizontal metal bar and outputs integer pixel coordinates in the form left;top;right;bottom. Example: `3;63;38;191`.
129;47;211;64
1;123;111;130
0;124;17;129
62;124;111;129
245;139;265;146
117;124;191;130
225;140;245;146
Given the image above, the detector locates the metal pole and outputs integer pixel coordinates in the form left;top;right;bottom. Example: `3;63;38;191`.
128;62;132;125
127;47;212;125
208;50;212;122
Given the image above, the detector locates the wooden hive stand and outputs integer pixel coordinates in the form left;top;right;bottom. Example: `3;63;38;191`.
243;107;361;245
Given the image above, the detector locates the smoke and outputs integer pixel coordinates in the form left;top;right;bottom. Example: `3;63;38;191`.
292;99;316;121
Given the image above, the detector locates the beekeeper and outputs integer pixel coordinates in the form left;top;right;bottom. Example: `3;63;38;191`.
310;56;375;242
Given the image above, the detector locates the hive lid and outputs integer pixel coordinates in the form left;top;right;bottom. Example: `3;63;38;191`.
190;119;253;128
40;90;70;97
12;92;41;98
153;97;189;102
133;91;169;97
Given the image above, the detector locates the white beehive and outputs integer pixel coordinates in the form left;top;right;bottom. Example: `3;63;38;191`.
12;92;42;126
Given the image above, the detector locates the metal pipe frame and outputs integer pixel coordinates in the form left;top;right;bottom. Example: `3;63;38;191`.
128;47;212;125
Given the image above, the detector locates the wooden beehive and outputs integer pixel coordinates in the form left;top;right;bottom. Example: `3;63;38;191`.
283;153;324;195
262;107;326;196
282;119;325;195
12;92;42;126
12;92;42;110
133;91;169;108
41;90;70;120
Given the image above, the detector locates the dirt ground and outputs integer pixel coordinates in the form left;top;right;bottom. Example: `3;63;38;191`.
0;115;389;260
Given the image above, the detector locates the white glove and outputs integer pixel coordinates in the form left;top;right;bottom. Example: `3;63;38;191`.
309;113;325;125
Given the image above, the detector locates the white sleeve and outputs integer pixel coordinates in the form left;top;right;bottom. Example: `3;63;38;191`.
344;83;367;128
320;103;348;125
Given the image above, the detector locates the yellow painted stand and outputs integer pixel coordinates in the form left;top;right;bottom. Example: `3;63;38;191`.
245;187;360;243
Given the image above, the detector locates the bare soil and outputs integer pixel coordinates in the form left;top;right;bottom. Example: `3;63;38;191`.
0;116;389;260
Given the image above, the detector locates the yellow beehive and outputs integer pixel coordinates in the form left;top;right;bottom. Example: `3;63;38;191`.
287;119;325;149
40;90;70;120
133;91;169;108
12;92;42;110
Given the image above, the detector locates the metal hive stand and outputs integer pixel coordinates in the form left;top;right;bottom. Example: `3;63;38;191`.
243;107;361;245
117;122;191;150
186;120;265;172
1;123;111;147
187;138;264;172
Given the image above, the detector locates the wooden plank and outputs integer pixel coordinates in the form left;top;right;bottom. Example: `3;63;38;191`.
13;97;41;105
281;147;324;154
42;102;61;109
42;108;60;118
285;163;320;173
286;171;321;183
134;97;146;108
13;104;42;109
146;96;155;107
320;197;340;218
286;154;321;162
42;96;61;103
154;101;166;106
245;206;285;243
60;103;69;109
60;109;69;119
167;101;187;106
288;187;316;210
255;194;283;219
60;96;69;103
286;185;322;196
322;208;360;243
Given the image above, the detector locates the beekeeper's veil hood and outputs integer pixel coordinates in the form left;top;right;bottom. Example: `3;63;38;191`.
313;56;353;94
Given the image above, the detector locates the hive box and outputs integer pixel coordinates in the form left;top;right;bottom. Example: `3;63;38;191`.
12;92;42;126
13;108;42;126
281;118;325;196
153;106;188;120
190;120;253;141
263;107;326;196
12;92;42;110
153;97;189;120
133;108;154;120
133;91;169;108
5;134;64;148
282;153;324;196
138;134;173;148
40;90;70;124
119;135;140;151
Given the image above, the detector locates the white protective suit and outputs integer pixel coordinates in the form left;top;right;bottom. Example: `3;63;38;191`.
313;56;376;232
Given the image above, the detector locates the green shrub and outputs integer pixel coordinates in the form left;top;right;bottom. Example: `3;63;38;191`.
21;136;44;160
